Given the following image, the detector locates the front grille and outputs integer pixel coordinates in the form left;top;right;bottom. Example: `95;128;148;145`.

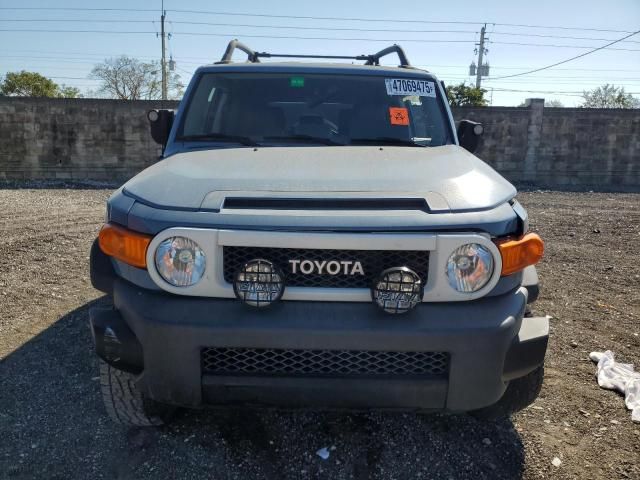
201;347;449;378
223;247;429;288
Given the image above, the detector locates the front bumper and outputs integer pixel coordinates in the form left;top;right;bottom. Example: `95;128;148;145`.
90;279;548;412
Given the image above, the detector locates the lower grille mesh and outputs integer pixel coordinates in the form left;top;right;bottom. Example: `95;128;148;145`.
201;347;449;378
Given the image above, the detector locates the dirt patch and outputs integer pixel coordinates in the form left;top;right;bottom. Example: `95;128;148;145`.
0;189;638;479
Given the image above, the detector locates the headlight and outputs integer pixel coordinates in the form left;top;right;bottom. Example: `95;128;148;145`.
154;236;206;287
446;243;494;293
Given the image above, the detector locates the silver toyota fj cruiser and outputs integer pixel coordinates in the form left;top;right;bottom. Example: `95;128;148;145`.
90;40;548;426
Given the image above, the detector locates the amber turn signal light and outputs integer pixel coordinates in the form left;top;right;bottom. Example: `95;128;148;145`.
98;223;152;268
495;233;544;276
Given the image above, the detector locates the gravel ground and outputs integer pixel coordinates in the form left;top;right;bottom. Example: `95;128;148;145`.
0;188;639;480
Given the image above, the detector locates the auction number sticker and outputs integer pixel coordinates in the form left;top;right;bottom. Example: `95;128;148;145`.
385;78;436;97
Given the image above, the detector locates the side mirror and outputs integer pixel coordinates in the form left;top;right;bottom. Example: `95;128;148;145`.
147;109;174;150
457;119;484;154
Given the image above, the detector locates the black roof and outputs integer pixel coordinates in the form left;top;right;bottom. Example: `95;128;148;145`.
196;62;435;79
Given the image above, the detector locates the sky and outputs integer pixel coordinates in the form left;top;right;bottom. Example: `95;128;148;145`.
0;0;639;106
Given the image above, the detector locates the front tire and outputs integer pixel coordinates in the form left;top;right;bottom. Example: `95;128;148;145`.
99;360;174;427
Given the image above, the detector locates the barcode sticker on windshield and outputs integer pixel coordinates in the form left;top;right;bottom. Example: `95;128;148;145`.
385;78;436;97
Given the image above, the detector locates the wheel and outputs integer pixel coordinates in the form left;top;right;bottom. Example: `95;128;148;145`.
99;360;174;427
472;366;544;420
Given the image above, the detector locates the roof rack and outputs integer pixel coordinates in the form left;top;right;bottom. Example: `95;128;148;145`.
216;39;412;67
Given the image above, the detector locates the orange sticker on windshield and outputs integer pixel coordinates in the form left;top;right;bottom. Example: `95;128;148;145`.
389;107;409;126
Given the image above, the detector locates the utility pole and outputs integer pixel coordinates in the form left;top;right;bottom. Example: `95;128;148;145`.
160;1;167;100
475;24;487;89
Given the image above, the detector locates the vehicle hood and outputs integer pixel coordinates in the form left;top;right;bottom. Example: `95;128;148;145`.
123;145;516;213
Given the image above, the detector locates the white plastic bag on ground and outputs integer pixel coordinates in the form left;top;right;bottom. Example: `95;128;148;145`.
590;350;640;423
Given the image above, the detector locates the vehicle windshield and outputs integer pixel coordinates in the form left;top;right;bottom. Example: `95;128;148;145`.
178;72;452;147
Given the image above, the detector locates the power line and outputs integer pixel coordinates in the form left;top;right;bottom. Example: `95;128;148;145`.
456;77;640;82
0;29;156;34
487;87;640;96
492;31;640;44
163;10;640;34
4;18;640;45
489;22;634;34
48;76;99;80
417;65;640;72
427;71;640;79
11;53;634;72
0;7;635;34
174;32;474;43
0;29;477;43
159;21;479;35
490;29;640;80
0;19;156;23
135;8;485;25
0;57;100;64
485;81;640;86
488;40;639;51
0;7;156;12
2;28;638;52
0;18;477;34
175;66;194;76
0;54;156;62
489;89;584;97
0;49;159;59
4;64;639;86
5;58;639;81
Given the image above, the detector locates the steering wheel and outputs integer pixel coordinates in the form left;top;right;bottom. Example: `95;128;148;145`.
292;116;339;136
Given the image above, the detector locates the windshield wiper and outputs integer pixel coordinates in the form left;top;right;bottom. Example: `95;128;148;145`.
179;133;258;146
262;135;346;146
350;137;426;147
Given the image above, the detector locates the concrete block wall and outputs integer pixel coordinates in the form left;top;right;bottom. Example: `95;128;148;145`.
451;105;531;179
453;100;640;189
1;97;638;189
0;97;178;181
536;107;639;188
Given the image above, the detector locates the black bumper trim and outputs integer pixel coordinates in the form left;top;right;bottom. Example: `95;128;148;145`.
99;279;547;411
503;316;549;381
202;376;448;409
89;307;144;374
89;238;117;295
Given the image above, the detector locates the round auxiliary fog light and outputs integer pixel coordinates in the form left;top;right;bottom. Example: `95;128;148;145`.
233;259;285;308
372;267;423;314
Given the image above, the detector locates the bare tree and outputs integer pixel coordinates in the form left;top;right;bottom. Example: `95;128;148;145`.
90;56;183;100
544;99;564;108
517;99;564;108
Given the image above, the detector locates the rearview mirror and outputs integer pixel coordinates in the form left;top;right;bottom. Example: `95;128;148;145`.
457;119;484;154
147;109;175;150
